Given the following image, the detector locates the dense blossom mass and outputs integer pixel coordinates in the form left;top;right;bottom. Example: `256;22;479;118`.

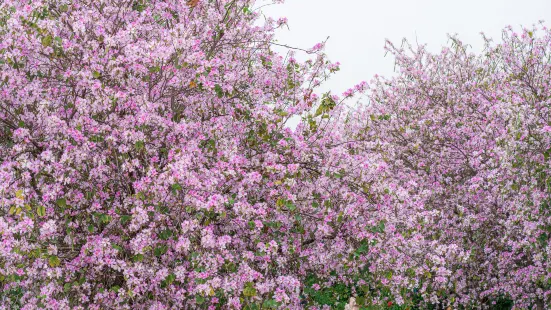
0;0;550;309
339;25;551;309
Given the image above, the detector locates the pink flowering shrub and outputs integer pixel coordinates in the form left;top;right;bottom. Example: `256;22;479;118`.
0;0;353;308
1;0;551;309
332;24;551;308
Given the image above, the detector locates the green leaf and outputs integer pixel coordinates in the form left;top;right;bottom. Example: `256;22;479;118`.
100;214;112;223
41;35;53;47
285;201;297;211
136;191;146;200
166;273;176;283
132;254;144;262
59;4;69;12
132;1;146;12
214;84;224;98
537;233;548;247
158;229;173;240
36;206;46;217
196;295;205;304
134;140;145;151
56;198;67;209
154;245;168;257
314;105;325;117
92;71;101;79
156;204;170;214
262;299;280;308
377;221;386;233
355;242;369;256
120;215;131;225
90;135;104;143
274;109;289;117
112;243;123;252
171;183;182;194
63;282;72;292
48;256;61;267
243;282;257;297
337;211;344;223
366;221;386;234
162;273;176;288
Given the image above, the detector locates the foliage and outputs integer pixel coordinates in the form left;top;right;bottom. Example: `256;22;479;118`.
0;0;363;308
333;23;551;309
1;0;551;309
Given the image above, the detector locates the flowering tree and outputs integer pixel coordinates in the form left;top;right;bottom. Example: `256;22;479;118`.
332;24;551;309
1;0;551;309
0;0;368;308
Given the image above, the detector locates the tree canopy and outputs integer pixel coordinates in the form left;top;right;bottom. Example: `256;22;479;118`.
1;0;551;309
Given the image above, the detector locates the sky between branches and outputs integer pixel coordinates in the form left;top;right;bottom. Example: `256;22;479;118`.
262;0;551;96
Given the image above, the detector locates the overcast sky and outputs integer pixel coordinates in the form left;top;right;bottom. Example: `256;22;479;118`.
260;0;551;96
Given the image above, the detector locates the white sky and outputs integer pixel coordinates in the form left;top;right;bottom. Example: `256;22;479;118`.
260;0;551;96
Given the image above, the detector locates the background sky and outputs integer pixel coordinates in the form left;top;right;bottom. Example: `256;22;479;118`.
260;0;551;97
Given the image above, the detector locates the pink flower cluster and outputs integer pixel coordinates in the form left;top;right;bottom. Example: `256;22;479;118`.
333;24;551;308
0;0;550;309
